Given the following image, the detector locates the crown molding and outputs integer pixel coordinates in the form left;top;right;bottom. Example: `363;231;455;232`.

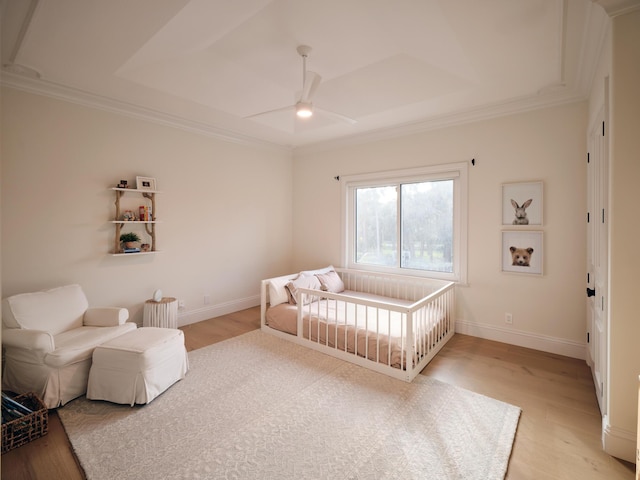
293;88;587;156
592;0;640;16
1;70;588;158
0;71;291;153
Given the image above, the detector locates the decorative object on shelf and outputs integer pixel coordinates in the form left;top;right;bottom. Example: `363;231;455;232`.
117;180;128;188
153;289;163;302
138;205;153;221
122;210;135;221
141;243;150;252
501;181;543;226
120;232;141;250
136;176;156;191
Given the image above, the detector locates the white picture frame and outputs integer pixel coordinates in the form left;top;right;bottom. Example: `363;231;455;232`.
501;230;543;275
136;176;156;191
502;181;543;226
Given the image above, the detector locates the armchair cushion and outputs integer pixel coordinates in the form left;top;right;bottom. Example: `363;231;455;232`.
47;324;137;367
83;307;129;327
3;284;88;334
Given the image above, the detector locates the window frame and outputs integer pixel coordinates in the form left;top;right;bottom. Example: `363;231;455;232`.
341;162;468;283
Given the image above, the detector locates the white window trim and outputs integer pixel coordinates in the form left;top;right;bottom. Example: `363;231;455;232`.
341;162;468;283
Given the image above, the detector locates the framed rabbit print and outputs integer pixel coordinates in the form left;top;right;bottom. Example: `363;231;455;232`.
502;181;543;226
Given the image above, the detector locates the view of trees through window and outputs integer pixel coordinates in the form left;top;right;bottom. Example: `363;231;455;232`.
355;180;453;273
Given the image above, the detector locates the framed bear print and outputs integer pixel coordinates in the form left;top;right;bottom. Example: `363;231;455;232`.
502;231;543;275
502;181;543;226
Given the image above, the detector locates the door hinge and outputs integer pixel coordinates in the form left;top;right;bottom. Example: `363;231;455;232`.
587;212;590;223
587;332;590;343
587;272;590;283
602;121;605;136
587;152;590;164
602;209;605;224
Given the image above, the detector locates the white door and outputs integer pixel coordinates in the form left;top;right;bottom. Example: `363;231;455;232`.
586;105;608;415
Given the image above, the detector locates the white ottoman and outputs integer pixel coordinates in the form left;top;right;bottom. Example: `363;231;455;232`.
87;327;189;406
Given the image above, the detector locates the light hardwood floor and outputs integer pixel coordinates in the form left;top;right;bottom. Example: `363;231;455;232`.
2;306;635;479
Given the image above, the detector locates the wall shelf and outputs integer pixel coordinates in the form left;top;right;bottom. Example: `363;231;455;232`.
110;187;160;254
110;221;160;224
110;187;161;193
111;251;160;257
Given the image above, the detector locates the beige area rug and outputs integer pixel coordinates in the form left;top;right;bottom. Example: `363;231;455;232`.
58;330;520;480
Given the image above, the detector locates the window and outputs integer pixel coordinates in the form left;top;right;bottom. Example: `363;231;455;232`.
342;163;467;282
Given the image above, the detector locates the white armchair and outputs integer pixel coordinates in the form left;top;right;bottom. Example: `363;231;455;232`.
2;284;137;408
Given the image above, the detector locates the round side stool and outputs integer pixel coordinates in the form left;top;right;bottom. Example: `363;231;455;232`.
143;297;178;328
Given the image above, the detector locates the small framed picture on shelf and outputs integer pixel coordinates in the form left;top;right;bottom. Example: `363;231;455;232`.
136;176;156;191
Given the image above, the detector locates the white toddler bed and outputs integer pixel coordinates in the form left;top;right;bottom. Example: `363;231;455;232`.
260;267;455;382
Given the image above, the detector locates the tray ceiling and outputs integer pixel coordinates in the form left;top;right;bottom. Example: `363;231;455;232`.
0;0;618;149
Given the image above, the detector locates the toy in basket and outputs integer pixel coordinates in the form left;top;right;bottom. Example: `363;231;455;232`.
1;392;48;454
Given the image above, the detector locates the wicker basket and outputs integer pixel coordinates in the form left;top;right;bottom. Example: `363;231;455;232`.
2;392;48;454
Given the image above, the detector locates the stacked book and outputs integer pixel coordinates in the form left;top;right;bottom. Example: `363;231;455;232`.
124;247;141;253
138;205;153;221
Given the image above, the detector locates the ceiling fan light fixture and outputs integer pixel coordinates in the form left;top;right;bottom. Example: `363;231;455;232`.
296;101;313;118
245;46;355;125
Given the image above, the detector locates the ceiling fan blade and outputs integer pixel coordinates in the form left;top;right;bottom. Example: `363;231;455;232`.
244;104;295;119
301;71;321;102
315;107;357;125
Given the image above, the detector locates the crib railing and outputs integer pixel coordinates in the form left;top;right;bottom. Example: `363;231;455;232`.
294;269;455;382
407;282;455;373
336;268;446;302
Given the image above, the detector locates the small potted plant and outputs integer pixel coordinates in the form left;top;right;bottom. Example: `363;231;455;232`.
120;232;141;249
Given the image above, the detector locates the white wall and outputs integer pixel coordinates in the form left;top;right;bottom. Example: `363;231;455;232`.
293;102;587;357
1;85;590;361
1;87;294;325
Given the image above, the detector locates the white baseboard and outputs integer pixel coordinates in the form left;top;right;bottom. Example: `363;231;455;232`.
177;295;261;327
455;319;586;360
602;414;637;463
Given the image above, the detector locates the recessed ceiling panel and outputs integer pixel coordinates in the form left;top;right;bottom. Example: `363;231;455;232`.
0;0;606;147
315;54;472;119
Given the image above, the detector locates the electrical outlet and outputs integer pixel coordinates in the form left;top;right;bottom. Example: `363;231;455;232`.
204;295;211;305
178;300;185;309
505;313;513;325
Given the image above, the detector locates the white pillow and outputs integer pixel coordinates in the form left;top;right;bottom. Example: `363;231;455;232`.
300;265;335;277
285;275;322;305
4;284;88;334
315;270;345;293
269;277;292;307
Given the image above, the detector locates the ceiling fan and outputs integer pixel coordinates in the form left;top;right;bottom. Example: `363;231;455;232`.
245;45;357;125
